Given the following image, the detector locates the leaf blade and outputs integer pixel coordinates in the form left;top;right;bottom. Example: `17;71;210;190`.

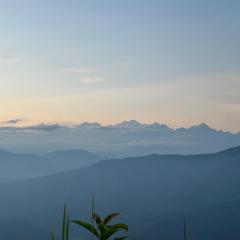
72;220;100;238
102;223;128;239
114;236;128;240
103;213;120;225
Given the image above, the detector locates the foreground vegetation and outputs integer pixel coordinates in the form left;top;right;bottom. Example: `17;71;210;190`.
50;202;128;240
50;197;192;240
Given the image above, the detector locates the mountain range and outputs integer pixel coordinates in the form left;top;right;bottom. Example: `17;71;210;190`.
0;145;240;239
0;120;240;156
0;148;102;182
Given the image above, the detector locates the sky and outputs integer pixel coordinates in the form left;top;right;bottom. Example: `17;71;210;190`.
0;0;239;131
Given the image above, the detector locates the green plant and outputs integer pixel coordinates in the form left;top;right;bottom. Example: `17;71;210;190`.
50;228;55;240
184;217;188;240
50;200;128;240
72;212;128;240
62;205;70;240
50;205;70;240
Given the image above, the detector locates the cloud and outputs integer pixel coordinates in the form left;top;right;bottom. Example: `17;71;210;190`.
0;123;64;131
26;123;63;131
0;56;22;65
79;77;105;83
63;66;105;83
2;118;25;125
63;67;98;75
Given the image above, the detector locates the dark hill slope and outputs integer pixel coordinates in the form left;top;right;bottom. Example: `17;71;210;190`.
0;146;240;239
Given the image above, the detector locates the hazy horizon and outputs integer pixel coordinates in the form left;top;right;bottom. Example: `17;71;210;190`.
0;119;239;133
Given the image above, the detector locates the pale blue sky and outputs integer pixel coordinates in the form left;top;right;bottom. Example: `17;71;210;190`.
0;0;239;131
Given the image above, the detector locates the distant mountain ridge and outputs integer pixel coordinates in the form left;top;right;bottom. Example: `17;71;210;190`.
2;120;236;132
0;120;239;156
76;120;234;132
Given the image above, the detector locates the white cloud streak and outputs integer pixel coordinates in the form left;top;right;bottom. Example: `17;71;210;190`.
63;66;105;83
79;77;105;83
63;67;99;75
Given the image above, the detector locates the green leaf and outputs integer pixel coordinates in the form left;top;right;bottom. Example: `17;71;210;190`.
72;220;100;238
102;224;128;239
103;213;120;225
91;194;95;240
62;205;66;240
113;236;128;240
66;214;70;240
93;212;105;233
50;228;55;240
93;212;102;226
110;224;128;232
